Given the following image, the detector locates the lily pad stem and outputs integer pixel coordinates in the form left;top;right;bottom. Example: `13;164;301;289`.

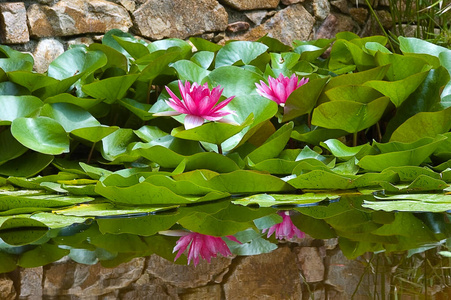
87;142;96;164
217;144;223;155
353;132;358;147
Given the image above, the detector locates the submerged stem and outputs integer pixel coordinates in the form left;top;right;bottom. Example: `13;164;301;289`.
87;142;97;164
217;143;223;155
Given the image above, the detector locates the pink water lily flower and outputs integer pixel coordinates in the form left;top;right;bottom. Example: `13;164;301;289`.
154;80;235;130
256;74;309;106
262;211;305;240
167;230;241;266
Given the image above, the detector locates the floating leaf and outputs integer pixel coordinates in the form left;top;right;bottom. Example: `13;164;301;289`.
215;41;268;67
11;117;70;155
0;95;42;125
0;151;53;178
82;74;139;104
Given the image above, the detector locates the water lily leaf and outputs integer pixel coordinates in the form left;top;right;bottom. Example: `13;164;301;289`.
202;170;295;194
374;52;431;81
18;243;69;268
227;229;278;256
11;117;70;155
189;37;222;52
7;71;59;92
246;122;293;164
215;41;268;67
383;166;441;181
0;151;53;178
358;135;447;171
190;51;215;69
137;47;183;82
79;163;113;180
88;43;129;72
96;180;229;205
100;128;140;162
363;200;451;212
399;37;450;57
291;125;348;145
0;194;93;210
317;65;389;104
40;102;100;132
364;70;431;107
171;60;210;83
282;76;329;121
0;252;16;273
148;38;192;57
232;193;335;207
383;67;450;140
43;93;103;110
0;45;34;71
312;96;390;133
7;172;81;189
320;139;375;160
0;95;42;125
374;193;451;203
390;107;451;143
171;114;253;145
119;98;153;121
178;212;252;236
112;35;149;59
325;85;384;103
294;43;329;62
82;74;139;104
47;47;107;80
71;126;119;143
0;128;27;165
365;42;391;55
55;202;176;217
33;74;84;100
378;175;448;193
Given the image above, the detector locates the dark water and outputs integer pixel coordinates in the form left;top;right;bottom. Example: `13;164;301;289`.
1;194;451;299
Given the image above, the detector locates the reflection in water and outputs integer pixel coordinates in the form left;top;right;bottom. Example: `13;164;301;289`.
0;194;451;298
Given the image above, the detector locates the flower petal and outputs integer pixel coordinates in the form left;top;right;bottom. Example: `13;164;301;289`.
184;115;205;129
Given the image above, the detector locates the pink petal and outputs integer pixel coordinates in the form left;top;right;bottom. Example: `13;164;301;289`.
184;115;205;129
209;96;234;113
153;110;181;117
165;86;185;109
167;100;189;114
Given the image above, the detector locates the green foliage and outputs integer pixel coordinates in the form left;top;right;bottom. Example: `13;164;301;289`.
0;30;451;270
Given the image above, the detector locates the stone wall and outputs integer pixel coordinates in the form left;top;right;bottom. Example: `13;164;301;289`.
0;0;393;73
1;237;391;299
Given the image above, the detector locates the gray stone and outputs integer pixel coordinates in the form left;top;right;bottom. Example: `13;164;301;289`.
0;274;16;300
43;258;145;297
314;13;356;39
220;0;280;11
376;10;393;29
297;247;325;283
33;38;65;73
0;2;29;44
132;0;228;40
67;37;95;48
244;10;270;25
227;21;250;33
120;273;179;299
27;0;132;37
146;254;232;289
313;0;331;20
223;247;302;299
237;4;315;45
349;7;368;25
331;0;349;13
281;0;304;4
20;267;43;299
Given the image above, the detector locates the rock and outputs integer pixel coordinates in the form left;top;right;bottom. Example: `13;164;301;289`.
27;0;132;37
315;13;356;39
331;0;349;13
281;0;304;5
181;284;222;300
20;267;43;299
43;258;145;297
0;2;29;44
33;38;65;73
0;274;16;300
244;10;271;25
223;247;302;299
326;250;389;299
119;273;179;299
220;0;280;11
132;0;228;40
297;247;325;283
67;37;95;48
349;7;368;25
238;4;315;45
110;0;136;12
376;10;393;29
145;254;232;289
313;0;330;20
227;21;250;33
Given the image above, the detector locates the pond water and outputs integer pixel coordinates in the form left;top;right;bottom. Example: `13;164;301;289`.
1;193;451;299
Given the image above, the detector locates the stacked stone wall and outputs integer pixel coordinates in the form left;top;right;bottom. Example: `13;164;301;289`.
0;0;394;73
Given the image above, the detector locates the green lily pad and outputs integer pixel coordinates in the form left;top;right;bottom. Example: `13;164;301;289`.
0;95;42;125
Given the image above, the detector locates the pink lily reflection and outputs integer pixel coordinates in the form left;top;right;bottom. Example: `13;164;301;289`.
162;230;241;266
154;80;236;130
263;211;305;240
255;73;308;106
